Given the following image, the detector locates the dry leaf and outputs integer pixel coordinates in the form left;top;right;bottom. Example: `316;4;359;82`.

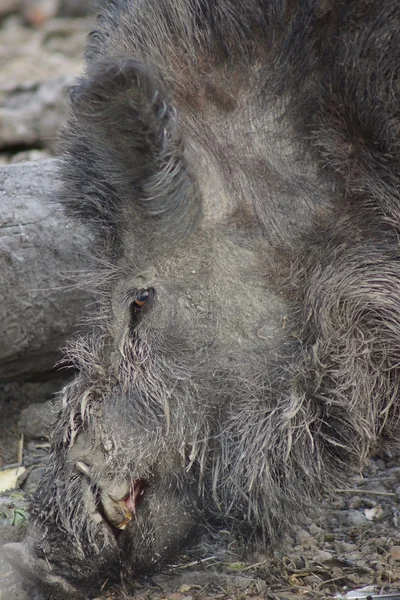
364;506;384;521
0;466;26;492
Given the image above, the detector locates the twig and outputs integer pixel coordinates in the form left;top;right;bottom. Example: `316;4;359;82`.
176;555;217;569
335;488;396;497
242;559;269;572
318;574;347;589
17;434;24;464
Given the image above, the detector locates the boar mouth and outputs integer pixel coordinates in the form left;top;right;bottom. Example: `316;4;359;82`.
96;478;147;537
98;478;147;533
75;461;147;535
2;478;148;597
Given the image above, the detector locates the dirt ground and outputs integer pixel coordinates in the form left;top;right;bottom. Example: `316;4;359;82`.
2;6;400;600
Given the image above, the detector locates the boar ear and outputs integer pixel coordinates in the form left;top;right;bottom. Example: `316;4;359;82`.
59;57;201;249
3;542;79;598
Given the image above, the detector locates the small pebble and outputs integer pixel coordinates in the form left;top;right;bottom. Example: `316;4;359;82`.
21;0;60;25
338;542;358;553
374;459;386;469
390;545;400;561
349;496;363;509
314;549;333;562
395;485;400;501
295;528;315;549
337;509;368;527
21;466;46;494
179;585;194;593
308;523;323;536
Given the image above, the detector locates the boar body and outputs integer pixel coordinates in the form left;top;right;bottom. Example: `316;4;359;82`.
5;0;400;597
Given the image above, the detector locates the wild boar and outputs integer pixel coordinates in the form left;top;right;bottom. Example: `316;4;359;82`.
5;0;400;597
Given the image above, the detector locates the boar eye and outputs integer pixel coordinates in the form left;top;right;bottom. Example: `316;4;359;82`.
131;288;155;313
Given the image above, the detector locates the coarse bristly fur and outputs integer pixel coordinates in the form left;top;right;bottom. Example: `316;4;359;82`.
5;0;400;597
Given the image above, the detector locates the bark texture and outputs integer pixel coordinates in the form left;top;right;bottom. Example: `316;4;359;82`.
0;159;92;380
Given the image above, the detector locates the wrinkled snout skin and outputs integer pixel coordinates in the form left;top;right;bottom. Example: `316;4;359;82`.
6;0;400;597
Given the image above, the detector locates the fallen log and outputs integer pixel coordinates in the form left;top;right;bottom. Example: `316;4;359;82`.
0;158;92;381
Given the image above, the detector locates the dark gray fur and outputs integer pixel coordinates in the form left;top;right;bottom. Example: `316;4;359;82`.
6;0;400;597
